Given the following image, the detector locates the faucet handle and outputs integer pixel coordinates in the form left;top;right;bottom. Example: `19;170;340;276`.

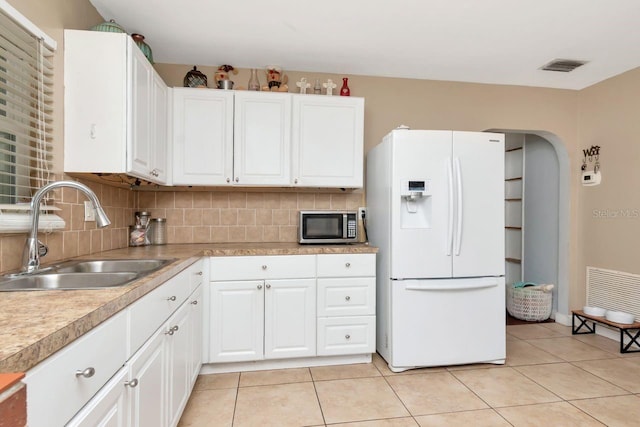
37;240;48;257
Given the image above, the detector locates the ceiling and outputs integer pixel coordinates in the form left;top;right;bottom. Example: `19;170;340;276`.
89;0;640;90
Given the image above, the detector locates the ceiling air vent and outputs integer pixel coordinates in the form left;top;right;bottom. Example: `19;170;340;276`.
540;59;588;72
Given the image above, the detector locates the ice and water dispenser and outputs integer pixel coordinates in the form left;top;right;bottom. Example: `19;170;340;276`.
400;179;432;228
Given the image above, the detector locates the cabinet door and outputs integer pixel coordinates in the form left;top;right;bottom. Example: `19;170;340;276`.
233;91;291;185
128;328;166;427
188;285;203;387
209;280;264;362
151;72;168;183
166;303;191;427
264;278;316;359
66;368;128;427
128;45;153;180
63;30;127;173
292;95;364;188
172;88;234;185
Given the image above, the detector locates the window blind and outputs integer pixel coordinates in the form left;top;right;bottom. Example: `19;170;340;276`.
0;2;55;205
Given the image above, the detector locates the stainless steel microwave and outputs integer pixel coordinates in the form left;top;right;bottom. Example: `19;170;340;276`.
299;211;358;244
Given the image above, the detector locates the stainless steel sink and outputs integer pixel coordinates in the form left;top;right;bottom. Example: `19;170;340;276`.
53;259;171;274
0;258;175;291
0;272;139;291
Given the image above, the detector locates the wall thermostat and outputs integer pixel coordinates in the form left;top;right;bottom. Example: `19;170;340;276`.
582;170;601;186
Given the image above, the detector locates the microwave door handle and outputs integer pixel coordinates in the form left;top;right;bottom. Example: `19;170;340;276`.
342;214;348;238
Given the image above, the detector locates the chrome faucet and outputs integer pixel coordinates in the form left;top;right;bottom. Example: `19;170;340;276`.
22;181;111;273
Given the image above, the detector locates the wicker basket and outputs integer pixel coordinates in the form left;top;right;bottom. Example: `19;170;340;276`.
507;286;552;321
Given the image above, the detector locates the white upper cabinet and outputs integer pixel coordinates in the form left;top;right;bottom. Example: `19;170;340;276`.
63;30;168;184
233;91;291;186
292;95;365;188
172;88;234;185
172;90;364;188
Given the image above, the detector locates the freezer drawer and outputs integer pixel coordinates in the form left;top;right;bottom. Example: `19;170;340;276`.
390;277;505;369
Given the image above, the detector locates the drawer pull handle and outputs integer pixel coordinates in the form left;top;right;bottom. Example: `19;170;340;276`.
261;265;267;270
345;296;351;301
196;271;203;276
266;283;271;289
345;334;351;340
257;284;263;290
167;296;177;301
190;300;198;305
124;378;139;388
75;367;95;378
226;178;231;183
345;262;351;268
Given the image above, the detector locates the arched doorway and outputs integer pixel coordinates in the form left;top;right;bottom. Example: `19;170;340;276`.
491;130;570;321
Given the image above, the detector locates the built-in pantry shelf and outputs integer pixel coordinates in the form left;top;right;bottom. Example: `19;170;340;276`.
506;198;522;202
505;177;522;182
505;258;521;264
505;226;522;230
506;147;523;152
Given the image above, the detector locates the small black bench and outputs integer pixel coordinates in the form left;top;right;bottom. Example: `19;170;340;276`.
572;310;640;353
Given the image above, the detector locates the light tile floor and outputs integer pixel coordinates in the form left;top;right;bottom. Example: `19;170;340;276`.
179;323;640;426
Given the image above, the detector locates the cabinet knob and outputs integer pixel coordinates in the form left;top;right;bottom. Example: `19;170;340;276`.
124;378;139;388
75;367;95;378
257;284;263;290
165;325;179;335
345;262;351;268
196;271;203;276
226;178;231;183
235;177;239;182
345;295;351;301
190;300;198;305
294;178;298;184
167;295;177;301
345;334;351;340
266;283;271;289
261;265;267;270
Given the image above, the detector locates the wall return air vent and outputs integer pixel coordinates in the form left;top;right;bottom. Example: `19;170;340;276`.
540;59;588;72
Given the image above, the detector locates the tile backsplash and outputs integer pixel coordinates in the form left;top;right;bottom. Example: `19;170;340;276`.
135;190;364;244
0;179;135;274
0;183;364;274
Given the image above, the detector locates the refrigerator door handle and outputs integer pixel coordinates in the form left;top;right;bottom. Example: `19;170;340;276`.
405;280;500;291
446;159;454;256
454;157;463;255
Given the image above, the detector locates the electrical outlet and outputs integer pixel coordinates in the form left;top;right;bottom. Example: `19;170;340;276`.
358;207;367;220
84;200;96;222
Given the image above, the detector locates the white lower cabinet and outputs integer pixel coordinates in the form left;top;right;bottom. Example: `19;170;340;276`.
206;253;376;367
67;368;129;427
34;262;205;427
316;254;376;356
209;278;316;362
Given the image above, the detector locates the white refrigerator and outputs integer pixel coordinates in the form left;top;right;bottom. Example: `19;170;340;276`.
367;129;506;371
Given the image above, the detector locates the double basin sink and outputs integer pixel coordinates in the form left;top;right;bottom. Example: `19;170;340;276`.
0;259;175;291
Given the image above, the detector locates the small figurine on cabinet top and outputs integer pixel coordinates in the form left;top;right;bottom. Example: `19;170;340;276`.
262;66;289;92
296;77;311;94
215;64;238;89
323;79;337;96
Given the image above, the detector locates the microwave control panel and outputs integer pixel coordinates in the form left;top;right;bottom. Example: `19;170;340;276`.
347;213;357;238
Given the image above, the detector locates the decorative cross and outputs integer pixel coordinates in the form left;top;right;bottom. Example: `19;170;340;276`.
323;79;337;96
296;77;311;94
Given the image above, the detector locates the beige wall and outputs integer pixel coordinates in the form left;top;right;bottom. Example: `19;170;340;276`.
576;67;640;306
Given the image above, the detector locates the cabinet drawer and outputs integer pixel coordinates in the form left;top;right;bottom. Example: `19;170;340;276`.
210;255;316;280
188;259;205;293
317;278;375;316
25;310;127;427
317;316;375;356
128;272;190;357
317;253;375;277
